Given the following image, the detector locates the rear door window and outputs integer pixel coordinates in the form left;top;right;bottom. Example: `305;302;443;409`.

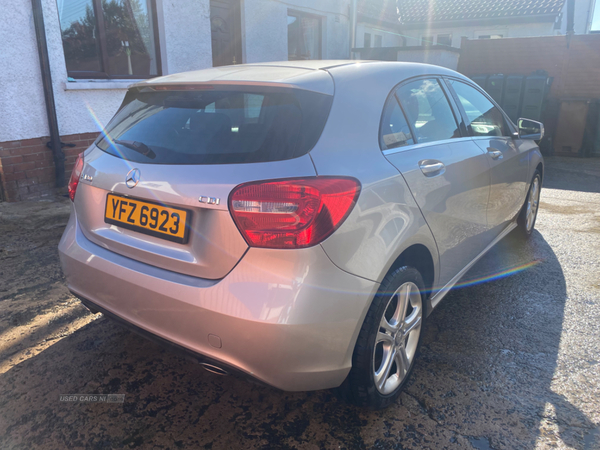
396;78;460;144
379;97;414;150
447;80;509;137
96;87;333;164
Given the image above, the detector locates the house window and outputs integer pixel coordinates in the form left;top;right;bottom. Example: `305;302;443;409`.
437;33;452;46
478;34;504;39
57;0;161;79
374;35;382;47
364;33;371;48
288;12;322;60
421;35;433;46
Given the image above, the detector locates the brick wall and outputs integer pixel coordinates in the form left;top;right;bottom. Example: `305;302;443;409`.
457;34;600;99
0;132;99;202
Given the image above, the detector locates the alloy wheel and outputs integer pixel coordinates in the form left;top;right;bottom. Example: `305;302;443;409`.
526;177;541;232
373;281;423;395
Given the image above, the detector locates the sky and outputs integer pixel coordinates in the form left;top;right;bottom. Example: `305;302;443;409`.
592;0;600;31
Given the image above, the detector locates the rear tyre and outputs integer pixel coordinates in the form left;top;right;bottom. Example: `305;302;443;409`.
518;170;542;238
338;266;425;409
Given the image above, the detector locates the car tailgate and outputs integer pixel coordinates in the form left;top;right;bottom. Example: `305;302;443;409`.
74;146;317;279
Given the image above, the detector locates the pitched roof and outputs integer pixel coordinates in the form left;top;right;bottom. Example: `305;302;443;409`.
357;0;401;27
398;0;565;24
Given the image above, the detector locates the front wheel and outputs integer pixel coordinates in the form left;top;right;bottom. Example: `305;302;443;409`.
339;266;425;409
518;170;542;237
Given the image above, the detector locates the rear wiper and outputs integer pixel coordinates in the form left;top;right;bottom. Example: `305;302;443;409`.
114;140;156;159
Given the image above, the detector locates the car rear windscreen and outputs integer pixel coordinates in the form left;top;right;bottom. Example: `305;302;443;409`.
95;86;333;164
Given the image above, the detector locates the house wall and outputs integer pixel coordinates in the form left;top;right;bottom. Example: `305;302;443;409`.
559;0;597;34
0;134;99;202
458;34;600;98
243;0;350;63
0;0;352;201
458;33;600;156
0;0;349;145
403;0;598;48
396;48;460;70
403;21;556;48
356;23;404;48
0;0;213;201
0;0;212;145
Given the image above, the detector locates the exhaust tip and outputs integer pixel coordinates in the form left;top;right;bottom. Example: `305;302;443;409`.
199;363;228;376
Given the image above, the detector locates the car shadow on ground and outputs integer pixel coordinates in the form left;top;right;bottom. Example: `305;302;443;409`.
413;228;596;449
0;229;594;449
542;156;600;194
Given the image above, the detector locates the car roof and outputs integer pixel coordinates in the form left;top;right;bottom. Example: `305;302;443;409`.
131;61;470;96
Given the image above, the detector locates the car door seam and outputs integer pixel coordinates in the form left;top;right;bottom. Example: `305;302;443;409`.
381;155;442;288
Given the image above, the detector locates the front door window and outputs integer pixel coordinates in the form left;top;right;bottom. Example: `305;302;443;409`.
447;80;509;136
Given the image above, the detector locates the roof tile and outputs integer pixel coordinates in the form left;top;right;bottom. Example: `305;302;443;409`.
357;0;400;26
398;0;565;23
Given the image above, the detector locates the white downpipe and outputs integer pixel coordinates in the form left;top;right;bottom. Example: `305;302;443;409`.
350;0;358;59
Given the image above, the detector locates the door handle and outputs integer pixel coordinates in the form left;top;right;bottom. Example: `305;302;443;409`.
418;160;445;177
487;148;503;160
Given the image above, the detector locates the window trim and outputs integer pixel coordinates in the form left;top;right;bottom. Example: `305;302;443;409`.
60;0;162;80
421;35;434;46
442;76;516;138
287;10;323;61
436;33;452;46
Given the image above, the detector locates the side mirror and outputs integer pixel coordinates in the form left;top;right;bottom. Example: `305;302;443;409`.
517;118;544;141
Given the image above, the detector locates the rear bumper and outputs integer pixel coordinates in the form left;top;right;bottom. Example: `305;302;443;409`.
58;210;378;391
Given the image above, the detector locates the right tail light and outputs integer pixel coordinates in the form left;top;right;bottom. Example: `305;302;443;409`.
229;177;361;249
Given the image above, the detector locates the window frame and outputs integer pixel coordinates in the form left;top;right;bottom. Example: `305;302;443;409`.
421;35;434;46
436;33;452;46
96;85;334;164
379;75;468;153
442;76;516;139
60;0;162;80
477;34;503;39
287;10;323;61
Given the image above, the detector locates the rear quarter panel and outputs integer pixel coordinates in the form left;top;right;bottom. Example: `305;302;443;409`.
310;64;440;291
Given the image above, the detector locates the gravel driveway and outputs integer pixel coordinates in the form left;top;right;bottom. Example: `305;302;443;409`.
0;156;599;450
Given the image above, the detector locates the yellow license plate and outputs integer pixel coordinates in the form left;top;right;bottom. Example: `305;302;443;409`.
104;194;191;244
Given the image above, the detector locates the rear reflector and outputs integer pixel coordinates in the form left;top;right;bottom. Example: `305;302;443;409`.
229;177;360;249
68;153;84;202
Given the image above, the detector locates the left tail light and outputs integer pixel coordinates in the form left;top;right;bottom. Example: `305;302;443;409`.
68;153;84;202
229;177;361;249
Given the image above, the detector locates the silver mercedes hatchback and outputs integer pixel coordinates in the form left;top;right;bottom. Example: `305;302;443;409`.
59;61;544;409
